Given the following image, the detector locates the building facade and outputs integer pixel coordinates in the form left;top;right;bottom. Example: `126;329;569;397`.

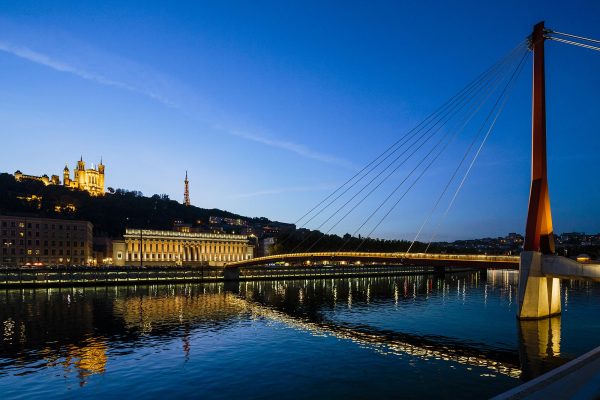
63;158;105;196
14;157;105;196
112;229;254;267
0;215;94;266
13;171;60;186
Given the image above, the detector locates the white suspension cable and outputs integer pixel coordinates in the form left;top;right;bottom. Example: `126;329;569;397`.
547;36;600;52
424;51;529;253
403;49;531;256
548;30;600;44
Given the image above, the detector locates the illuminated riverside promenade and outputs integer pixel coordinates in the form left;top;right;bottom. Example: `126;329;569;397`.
0;256;513;288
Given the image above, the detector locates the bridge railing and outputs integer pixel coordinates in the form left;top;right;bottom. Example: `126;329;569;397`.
227;252;520;266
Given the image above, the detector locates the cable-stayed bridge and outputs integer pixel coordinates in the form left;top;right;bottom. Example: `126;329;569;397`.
226;22;600;320
230;252;519;269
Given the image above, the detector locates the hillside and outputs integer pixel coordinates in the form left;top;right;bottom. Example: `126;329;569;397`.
0;172;256;237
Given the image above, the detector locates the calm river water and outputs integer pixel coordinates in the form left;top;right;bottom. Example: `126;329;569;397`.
1;270;599;399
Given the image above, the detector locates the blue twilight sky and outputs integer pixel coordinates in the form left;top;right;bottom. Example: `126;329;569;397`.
0;1;599;241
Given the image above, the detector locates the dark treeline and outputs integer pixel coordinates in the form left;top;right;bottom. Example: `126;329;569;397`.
0;173;246;238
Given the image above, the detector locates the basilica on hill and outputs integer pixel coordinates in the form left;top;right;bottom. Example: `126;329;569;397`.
14;157;106;196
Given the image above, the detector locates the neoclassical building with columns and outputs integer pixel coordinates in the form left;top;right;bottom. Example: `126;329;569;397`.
112;229;254;267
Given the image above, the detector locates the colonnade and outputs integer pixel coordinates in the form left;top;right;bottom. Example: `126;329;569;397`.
124;238;251;264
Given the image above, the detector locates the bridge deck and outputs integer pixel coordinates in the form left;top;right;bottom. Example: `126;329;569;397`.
227;252;520;269
542;255;600;282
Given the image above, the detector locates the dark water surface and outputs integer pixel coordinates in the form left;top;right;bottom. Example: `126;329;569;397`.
1;270;599;399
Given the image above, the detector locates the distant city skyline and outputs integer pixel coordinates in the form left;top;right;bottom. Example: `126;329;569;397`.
1;1;599;240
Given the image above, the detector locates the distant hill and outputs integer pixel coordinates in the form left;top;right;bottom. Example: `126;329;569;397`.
0;172;438;253
0;172;258;238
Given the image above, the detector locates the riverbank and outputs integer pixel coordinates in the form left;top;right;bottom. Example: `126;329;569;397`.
0;264;470;288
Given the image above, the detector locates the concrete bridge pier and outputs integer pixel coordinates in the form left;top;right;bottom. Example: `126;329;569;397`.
223;266;240;281
517;251;561;319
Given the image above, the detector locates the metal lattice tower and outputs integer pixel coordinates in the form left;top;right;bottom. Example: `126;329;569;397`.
184;171;190;206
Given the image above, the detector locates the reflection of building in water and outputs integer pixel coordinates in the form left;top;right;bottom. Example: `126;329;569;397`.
112;292;247;332
38;338;108;387
67;339;108;386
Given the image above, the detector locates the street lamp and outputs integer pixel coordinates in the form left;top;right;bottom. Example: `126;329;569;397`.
3;241;13;266
140;228;143;267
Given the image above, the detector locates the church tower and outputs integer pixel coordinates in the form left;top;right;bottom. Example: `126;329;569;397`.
63;164;71;186
76;156;86;187
184;171;190;206
98;157;105;192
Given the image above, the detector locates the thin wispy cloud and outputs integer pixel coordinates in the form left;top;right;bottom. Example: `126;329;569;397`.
228;183;336;199
0;37;355;169
0;40;176;107
225;127;358;170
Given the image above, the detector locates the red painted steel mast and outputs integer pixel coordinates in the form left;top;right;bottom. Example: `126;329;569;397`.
524;21;555;254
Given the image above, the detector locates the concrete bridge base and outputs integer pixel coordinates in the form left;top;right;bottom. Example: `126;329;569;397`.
517;251;561;320
223;267;240;281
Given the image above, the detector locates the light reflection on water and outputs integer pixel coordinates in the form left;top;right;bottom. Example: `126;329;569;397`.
1;270;599;399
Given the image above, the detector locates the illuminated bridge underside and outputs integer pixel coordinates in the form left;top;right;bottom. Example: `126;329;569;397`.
228;252;520;270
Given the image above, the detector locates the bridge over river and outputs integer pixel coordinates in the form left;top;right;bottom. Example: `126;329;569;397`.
228;22;600;322
227;252;520;269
